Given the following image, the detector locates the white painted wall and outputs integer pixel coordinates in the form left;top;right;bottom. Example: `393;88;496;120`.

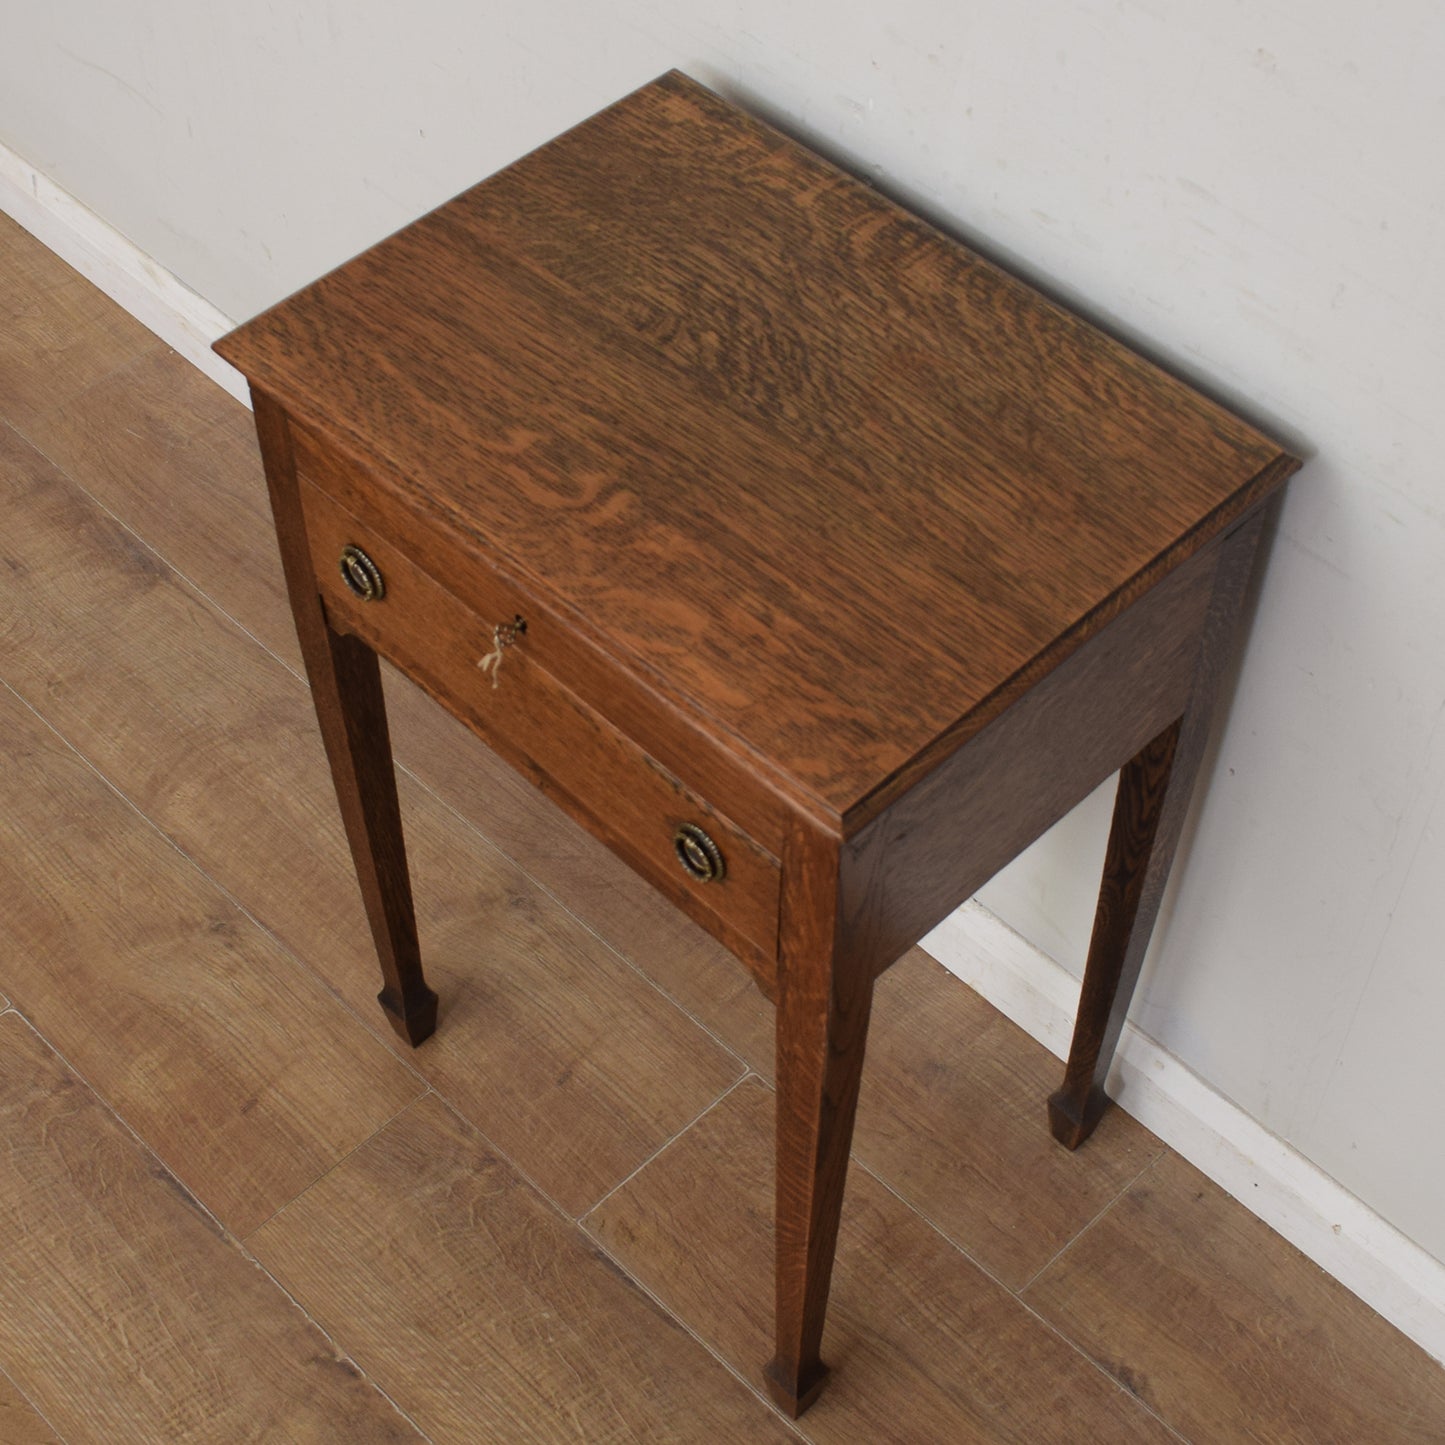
4;2;1443;1267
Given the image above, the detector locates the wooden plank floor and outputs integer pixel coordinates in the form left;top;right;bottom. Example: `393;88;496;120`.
2;210;1442;1442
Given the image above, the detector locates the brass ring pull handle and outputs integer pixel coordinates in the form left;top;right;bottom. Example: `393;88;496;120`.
673;823;725;883
339;544;385;601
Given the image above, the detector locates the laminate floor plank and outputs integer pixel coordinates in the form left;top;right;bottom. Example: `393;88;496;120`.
0;1366;61;1445
853;948;1163;1290
585;1078;1171;1444
16;346;299;668
0;1011;422;1444
0;423;742;1217
251;1091;799;1444
1024;1151;1445;1443
0;679;423;1238
0;213;162;435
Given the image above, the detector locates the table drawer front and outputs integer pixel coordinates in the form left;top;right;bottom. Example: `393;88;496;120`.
298;475;782;970
288;419;796;857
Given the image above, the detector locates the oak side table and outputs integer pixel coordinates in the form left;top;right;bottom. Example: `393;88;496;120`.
217;71;1299;1417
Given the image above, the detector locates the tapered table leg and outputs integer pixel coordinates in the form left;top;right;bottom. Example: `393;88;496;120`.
252;391;437;1047
1048;720;1182;1147
766;819;875;1418
1050;510;1268;1148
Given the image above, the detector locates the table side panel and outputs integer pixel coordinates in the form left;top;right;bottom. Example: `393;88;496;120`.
297;474;783;985
841;536;1222;979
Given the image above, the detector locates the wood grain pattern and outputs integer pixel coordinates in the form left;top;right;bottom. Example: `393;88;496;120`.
0;1369;59;1445
0;1012;422;1443
292;416;799;853
10;324;780;1037
13;198;1422;1443
0;677;423;1237
1025;1151;1445;1442
586;1078;1172;1443
301;471;783;978
214;72;1300;1416
852;948;1163;1290
217;73;1298;818
387;678;782;1066
0;424;743;1217
0;213;160;435
251;1091;798;1443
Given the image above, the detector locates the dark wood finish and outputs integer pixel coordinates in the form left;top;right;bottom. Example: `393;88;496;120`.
28;208;1433;1441
298;473;782;984
0;418;744;1221
253;393;437;1045
217;71;1298;1412
289;417;796;853
1049;509;1268;1149
215;71;1293;826
840;537;1217;982
767;814;875;1415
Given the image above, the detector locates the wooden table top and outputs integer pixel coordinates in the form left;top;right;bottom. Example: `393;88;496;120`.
218;71;1297;822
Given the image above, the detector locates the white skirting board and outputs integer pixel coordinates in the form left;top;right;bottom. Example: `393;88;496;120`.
0;136;246;405
924;901;1445;1366
6;132;1443;1370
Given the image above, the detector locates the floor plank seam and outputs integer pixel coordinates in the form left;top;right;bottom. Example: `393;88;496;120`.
233;1248;437;1445
14;401;768;1121
9;407;305;686
7;217;1441;1442
1010;1290;1195;1445
409;1084;809;1436
851;1154;1021;1293
1016;1145;1169;1296
577;1069;754;1224
5;337;164;442
0;1358;69;1445
424;1089;579;1226
239;1088;436;1245
579;1226;812;1443
852;1152;1193;1442
2;1008;434;1437
0;1008;236;1244
0;673;438;1099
